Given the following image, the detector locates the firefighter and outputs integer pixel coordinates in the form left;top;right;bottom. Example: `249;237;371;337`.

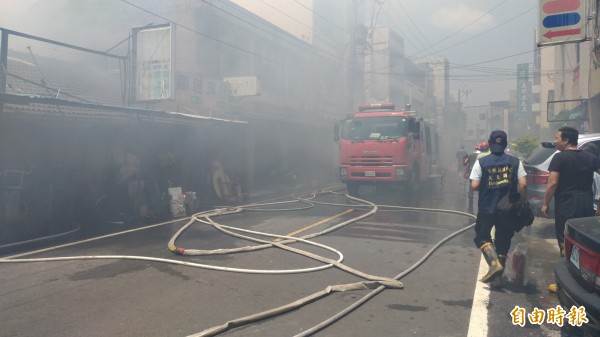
470;130;527;287
456;145;468;186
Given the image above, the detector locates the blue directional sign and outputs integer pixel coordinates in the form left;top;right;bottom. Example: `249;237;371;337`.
543;13;581;28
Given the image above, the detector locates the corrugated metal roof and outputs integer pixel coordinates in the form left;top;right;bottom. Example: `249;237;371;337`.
2;51;246;126
1;93;247;125
6;53;123;106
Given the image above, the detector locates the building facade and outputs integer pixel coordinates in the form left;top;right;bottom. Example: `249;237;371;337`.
0;0;359;244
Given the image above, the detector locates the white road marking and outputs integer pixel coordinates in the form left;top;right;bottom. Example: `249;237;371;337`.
467;255;490;337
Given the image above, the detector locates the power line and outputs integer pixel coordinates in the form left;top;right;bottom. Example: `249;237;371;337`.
120;0;552;105
211;0;314;46
378;8;423;53
119;0;346;80
364;0;390;54
410;5;536;61
387;1;485;105
293;0;350;38
398;0;507;106
454;49;534;68
210;0;350;64
120;1;261;58
215;0;355;66
410;0;511;58
389;1;439;57
258;0;313;34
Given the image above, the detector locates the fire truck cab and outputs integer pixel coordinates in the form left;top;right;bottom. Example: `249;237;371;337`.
334;103;439;196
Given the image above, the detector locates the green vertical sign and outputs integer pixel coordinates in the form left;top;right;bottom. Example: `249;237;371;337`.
517;63;531;115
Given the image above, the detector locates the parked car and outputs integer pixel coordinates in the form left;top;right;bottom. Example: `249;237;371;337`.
523;133;600;218
554;216;600;337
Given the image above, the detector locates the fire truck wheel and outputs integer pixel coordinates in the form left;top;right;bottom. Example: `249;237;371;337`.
346;181;359;196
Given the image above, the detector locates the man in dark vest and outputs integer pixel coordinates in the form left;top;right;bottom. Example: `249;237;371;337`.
470;130;527;288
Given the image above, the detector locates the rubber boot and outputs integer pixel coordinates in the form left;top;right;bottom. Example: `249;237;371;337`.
491;255;506;288
480;242;504;283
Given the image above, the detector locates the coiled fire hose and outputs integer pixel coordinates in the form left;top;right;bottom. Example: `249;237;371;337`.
0;186;476;337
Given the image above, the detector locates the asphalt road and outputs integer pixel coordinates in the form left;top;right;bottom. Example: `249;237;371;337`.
0;175;567;337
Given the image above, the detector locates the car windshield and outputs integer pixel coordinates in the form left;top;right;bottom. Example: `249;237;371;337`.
525;146;556;165
340;116;407;140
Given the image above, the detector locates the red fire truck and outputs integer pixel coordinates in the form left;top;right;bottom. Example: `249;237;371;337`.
334;103;439;196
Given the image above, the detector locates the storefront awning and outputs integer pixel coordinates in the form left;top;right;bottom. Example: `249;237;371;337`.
547;99;588;122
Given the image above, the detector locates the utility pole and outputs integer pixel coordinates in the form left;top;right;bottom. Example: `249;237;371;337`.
1;29;9;115
348;0;358;113
347;0;367;113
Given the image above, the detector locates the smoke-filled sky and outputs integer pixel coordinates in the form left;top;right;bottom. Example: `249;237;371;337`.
380;0;539;107
234;0;539;107
1;0;538;106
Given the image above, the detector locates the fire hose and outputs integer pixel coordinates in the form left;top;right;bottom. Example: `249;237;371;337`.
0;186;476;336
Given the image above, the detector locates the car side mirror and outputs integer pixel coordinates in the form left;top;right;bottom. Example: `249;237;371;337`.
541;142;555;149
